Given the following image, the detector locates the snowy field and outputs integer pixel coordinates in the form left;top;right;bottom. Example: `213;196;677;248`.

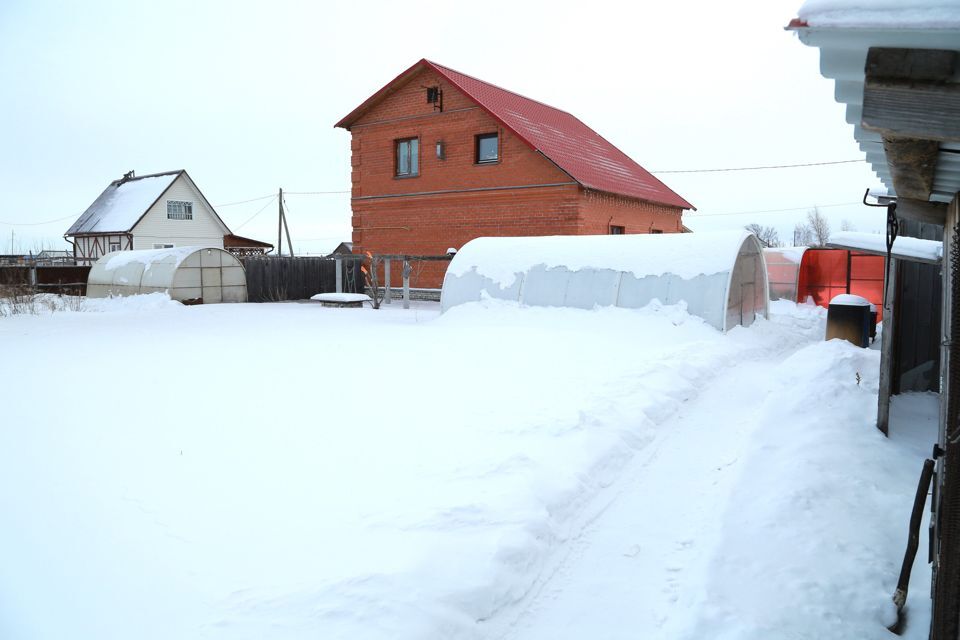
0;295;937;639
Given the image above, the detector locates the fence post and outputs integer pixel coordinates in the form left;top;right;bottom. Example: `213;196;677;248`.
384;259;392;304
335;257;343;294
402;259;411;309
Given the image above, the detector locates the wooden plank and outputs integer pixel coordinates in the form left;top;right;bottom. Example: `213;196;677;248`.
866;47;957;83
898;198;948;225
863;80;960;142
877;257;898;435
882;137;940;200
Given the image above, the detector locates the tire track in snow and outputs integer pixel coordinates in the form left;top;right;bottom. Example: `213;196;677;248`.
486;351;799;640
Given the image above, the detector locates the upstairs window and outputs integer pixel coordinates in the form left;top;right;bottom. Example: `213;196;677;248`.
396;138;419;177
610;225;625;235
167;200;193;220
476;133;499;163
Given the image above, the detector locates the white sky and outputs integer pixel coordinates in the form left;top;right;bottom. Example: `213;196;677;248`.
0;0;885;255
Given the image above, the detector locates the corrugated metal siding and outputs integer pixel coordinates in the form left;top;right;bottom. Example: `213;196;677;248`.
131;175;226;249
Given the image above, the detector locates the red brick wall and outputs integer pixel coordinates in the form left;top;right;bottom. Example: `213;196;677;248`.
344;66;687;289
578;189;684;235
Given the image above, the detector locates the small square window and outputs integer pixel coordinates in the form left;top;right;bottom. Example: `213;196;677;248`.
476;133;498;163
396;138;419;177
109;242;122;252
167;201;193;220
610;225;625;235
650;229;664;234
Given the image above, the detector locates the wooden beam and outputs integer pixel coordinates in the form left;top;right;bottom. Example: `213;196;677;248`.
865;47;957;82
883;137;940;200
898;197;949;226
864;81;960;142
863;48;960;142
877;258;898;435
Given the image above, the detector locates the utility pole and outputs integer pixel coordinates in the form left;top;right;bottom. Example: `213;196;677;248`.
276;188;294;257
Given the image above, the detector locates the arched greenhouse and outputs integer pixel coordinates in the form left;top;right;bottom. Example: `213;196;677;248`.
87;246;247;304
440;230;768;331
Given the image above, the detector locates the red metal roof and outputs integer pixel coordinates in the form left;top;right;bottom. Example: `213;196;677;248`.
336;59;694;210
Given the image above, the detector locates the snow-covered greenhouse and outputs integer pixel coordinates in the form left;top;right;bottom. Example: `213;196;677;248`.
87;246;247;304
440;230;768;331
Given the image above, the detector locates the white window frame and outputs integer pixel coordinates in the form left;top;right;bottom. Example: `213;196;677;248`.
167;200;193;220
153;243;175;249
108;242;122;252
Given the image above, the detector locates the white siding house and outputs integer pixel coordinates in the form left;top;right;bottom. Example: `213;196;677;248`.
65;170;231;265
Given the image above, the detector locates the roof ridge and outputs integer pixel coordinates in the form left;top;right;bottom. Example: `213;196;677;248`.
109;169;183;185
425;60;574;118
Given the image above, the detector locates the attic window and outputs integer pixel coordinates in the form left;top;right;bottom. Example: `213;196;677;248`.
167;200;193;220
476;133;498;164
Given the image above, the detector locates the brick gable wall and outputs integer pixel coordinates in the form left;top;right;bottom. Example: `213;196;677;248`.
344;67;687;288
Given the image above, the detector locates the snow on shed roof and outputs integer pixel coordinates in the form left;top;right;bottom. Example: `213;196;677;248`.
796;0;960;28
827;231;943;264
67;171;181;235
448;230;753;288
336;59;694;210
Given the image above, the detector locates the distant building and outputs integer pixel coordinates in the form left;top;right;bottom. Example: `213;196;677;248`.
329;241;353;255
65;170;238;265
335;59;694;287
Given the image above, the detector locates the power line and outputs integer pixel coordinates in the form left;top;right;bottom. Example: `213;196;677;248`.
234;196;277;231
651;159;864;174
0;213;83;227
695;201;862;217
216;194;276;207
284;190;350;195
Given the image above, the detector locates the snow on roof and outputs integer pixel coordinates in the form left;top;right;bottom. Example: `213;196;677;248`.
67;171;181;235
448;230;754;288
764;246;808;264
336;60;694;210
797;0;960;28
101;246;209;271
828;231;943;264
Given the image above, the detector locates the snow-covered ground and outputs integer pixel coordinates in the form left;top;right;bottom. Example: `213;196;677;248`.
0;295;938;639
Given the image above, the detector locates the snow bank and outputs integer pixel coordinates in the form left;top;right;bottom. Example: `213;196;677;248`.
798;0;960;28
682;341;937;639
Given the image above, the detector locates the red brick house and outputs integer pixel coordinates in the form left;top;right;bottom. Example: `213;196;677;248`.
335;59;694;288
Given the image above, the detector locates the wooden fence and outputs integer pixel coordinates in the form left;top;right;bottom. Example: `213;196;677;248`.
0;266;91;295
240;256;365;302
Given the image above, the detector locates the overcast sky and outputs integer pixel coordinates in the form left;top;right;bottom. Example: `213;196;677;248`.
0;0;884;255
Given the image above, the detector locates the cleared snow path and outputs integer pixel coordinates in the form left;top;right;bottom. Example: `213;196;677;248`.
492;358;781;640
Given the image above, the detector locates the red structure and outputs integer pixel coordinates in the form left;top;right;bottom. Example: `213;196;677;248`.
765;247;885;320
335;59;694;288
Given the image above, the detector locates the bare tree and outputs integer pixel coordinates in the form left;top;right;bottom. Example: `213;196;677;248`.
807;207;831;247
361;252;385;309
793;222;814;247
841;219;856;232
744;223;782;248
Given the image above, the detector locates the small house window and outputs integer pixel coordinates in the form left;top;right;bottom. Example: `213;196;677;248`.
396;138;419;177
153;243;175;249
109;242;122;252
167;201;193;220
650;229;664;234
610;225;625;235
476;133;499;163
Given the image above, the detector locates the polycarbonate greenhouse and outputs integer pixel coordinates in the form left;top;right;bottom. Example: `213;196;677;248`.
87;246;247;304
440;230;768;331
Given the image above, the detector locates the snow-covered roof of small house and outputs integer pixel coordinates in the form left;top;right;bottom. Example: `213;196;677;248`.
335;59;694;210
66;170;230;236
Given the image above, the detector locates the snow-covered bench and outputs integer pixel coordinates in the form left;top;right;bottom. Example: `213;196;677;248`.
309;293;373;308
